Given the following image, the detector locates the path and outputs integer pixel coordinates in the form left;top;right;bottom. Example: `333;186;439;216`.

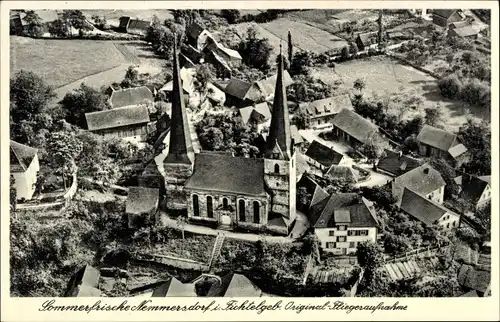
354;163;392;188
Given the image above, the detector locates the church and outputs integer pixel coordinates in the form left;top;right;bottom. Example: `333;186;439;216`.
138;38;297;236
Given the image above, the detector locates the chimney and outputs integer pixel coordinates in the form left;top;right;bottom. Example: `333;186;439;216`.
423;167;429;174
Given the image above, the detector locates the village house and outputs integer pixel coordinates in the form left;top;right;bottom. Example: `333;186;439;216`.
416;125;469;167
10;140;40;201
85;105;151;144
238;102;271;125
376;150;422;177
205;36;242;66
186;22;213;51
118;16;152;36
138;40;297;236
391;163;446;204
398;188;461;230
10;10;61;35
355;31;379;51
109;86;154;109
325;165;360;184
206;273;262;297
302;94;353;128
448;26;480;39
64;265;101;297
126;186;160;227
205;50;232;79
330;108;382;148
310;193;380;255
304;140;351;177
457;174;491;211
222;78;262;108
160;67;196;97
296;174;329;211
431;9;465;28
255;70;294;101
131;278;197;297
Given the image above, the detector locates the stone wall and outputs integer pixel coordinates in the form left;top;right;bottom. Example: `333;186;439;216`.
164;163;193;210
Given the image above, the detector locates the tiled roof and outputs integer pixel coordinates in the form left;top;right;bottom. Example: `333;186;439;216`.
253;102;271;120
126;186;159;215
304;94;353;117
460;174;490;204
399;188;456;226
331;108;379;144
85;105;150;131
224;78;254;100
357;31;378;46
65;264;101;297
186;22;206;39
377;150;422;176
448;143;468;158
297;174;329;209
392;163;446;201
305;140;344;168
325;165;360;183
151;277;197;297
416;124;460;152
450;21;471;29
255;70;293;98
127;19;151;31
185;152;267;196
312;193;378;229
433;9;459;19
457;264;490;293
110;86;153;108
451;26;480;37
206;273;262;297
10;140;38;172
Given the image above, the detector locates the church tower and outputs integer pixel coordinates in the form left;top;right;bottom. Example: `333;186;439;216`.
163;36;195;210
263;45;297;224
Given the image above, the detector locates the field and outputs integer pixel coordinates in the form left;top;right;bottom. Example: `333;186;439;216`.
320;56;490;132
82;9;174;27
10;36;128;88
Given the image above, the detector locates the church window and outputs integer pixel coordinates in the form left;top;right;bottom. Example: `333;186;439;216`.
223;197;228;208
239;200;246;222
192;195;200;217
274;164;280;174
207;196;213;218
253;201;260;224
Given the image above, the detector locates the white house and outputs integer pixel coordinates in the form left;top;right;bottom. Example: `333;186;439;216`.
10;140;40;200
392;163;446;205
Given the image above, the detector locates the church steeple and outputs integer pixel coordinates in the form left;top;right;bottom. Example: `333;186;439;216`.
164;35;194;165
265;43;292;160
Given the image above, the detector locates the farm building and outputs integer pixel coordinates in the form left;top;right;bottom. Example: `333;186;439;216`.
126;186;160;227
238;102;271;125
310;193;380;255
223;78;262;108
10;10;61;35
376;150;422;177
119;16;152;35
296;174;329;212
64;265;101;297
448;26;480;39
330;108;381;147
355;31;379;51
109;86;154;109
205;36;242;66
431;9;465;27
457;174;491;211
10;140;40;201
304;140;351;177
255;70;294;101
391;163;446;205
206;273;262;297
186;22;213;51
85;105;151;143
398;188;460;230
325;166;360;184
302;94;353;127
416;125;469;168
204;49;232;79
449;20;473;30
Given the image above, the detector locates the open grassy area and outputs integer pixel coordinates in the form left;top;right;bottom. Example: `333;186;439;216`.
10;36;128;88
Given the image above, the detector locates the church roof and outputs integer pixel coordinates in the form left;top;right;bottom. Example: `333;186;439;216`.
164;37;195;165
185;152;267;196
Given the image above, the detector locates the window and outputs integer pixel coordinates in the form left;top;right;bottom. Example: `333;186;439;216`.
222;197;228;208
207;196;213;218
329;230;336;237
347;230;354;236
274;164;280;174
360;230;368;236
192;195;199;217
326;242;336;249
337;225;347;231
239;200;246;222
349;242;356;248
337;236;346;242
273;153;280;159
446;222;450;229
453;220;457;227
253;201;260;224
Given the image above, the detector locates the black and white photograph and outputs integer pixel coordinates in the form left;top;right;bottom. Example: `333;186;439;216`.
5;3;494;303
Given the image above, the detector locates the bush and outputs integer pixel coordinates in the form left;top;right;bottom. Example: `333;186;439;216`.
460;78;490;108
438;74;463;99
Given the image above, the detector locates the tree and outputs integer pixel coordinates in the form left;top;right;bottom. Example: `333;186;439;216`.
62;10;92;37
275;54;290;70
176;216;188;240
220;9;240;24
438;74;463;99
348;42;359;55
47;131;83;189
458;118;491;176
23;11;44;38
359;133;389;165
124;65;139;85
356;241;384;280
91;15;107;29
291;106;310;130
424;105;444;128
61;83;110;128
287;31;293;63
353;78;366;94
290;50;315;76
194;64;214;97
287;74;336;103
297;186;312;211
48;19;69;37
238;26;273;71
10;176;17;213
302;233;321;264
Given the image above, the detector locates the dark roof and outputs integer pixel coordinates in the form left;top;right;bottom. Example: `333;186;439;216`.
451;26;479;38
185;152;267;196
357;31;378;46
312;193;379;229
331;108;379;144
110;86;153;108
433;9;459;19
305;140;344;168
416;124;459;152
119;16;131;28
164;39;195;165
224;78;254;100
127;19;151;31
297;175;329;209
126;186;159;215
457;264;490;293
377;150;422;176
206;273;262;297
151;277;197;297
399;188;456;226
65;265;101;297
304;94;353;117
186;22;206;39
393;163;446;201
460;174;490;204
85;105;150;131
10;140;38;172
325;166;360;183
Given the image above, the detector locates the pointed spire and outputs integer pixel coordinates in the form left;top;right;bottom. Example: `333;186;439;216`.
164;34;195;165
265;51;292;160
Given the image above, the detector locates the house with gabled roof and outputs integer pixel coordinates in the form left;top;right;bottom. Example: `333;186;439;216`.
205;36;242;66
296;174;329;211
432;9;464;27
416;125;469;167
186;22;213;51
255;70;294;101
448;26;480;39
206;273;262;297
10;141;40;200
119;16;152;36
304;140;351;177
457;174;491;211
109;86;154;109
355;31;379;51
398;187;460;230
85;105;151;143
376;150;423;177
64;265;102;297
392;163;446;205
310;193;380;255
238;102;271;125
223;78;262;108
330;108;382;147
302;94;353;127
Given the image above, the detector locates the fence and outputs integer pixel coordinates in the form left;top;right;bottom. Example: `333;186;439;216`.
384;242;450;264
385;52;441;78
133;252;209;271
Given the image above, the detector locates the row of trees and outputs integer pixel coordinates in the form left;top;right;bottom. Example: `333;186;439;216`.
17;10;93;38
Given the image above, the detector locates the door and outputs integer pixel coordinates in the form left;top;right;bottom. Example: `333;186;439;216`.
220;214;232;225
